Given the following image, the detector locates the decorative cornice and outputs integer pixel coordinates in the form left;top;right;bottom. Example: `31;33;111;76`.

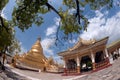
58;37;109;56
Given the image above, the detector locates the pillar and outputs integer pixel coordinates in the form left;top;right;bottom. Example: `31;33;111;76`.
90;50;96;70
63;58;67;74
113;51;116;60
109;52;114;64
119;48;120;57
116;49;120;57
105;49;109;58
105;49;110;65
76;56;80;73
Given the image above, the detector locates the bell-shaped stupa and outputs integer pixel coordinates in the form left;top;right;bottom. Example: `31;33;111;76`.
17;37;47;70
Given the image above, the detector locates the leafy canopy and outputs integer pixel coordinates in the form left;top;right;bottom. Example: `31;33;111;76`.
0;18;20;54
0;0;114;49
0;0;21;54
0;0;8;10
12;0;113;37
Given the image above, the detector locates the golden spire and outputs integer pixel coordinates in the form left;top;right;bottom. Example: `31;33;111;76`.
37;37;41;41
31;38;43;54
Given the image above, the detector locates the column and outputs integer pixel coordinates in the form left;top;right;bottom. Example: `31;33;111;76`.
76;56;80;73
116;49;120;57
109;52;114;64
63;60;66;68
63;58;67;74
90;50;96;70
113;51;116;60
119;48;120;57
105;49;110;65
105;49;109;58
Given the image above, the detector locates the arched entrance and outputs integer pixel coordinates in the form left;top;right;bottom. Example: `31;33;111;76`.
80;55;92;72
95;51;104;63
67;59;77;72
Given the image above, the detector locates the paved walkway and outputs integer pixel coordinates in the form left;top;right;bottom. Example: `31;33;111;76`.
75;58;120;80
6;65;86;80
0;66;30;80
1;57;120;80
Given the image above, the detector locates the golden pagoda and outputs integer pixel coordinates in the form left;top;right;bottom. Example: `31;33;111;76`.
14;38;47;71
13;37;61;72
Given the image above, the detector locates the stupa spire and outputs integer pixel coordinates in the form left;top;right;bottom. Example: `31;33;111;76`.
37;36;41;41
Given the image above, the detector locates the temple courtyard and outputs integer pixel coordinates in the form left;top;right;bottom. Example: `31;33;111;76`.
0;57;120;80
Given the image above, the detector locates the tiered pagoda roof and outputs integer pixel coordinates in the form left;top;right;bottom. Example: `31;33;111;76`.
58;37;109;56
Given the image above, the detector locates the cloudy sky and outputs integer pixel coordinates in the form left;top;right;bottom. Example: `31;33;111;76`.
2;0;120;63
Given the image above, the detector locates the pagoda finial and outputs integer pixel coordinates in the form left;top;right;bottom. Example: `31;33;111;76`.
38;37;41;41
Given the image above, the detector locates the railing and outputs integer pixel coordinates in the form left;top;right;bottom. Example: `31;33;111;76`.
65;68;77;74
95;58;109;69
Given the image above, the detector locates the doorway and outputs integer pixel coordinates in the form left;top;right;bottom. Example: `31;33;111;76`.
80;55;92;72
95;51;104;63
67;59;77;72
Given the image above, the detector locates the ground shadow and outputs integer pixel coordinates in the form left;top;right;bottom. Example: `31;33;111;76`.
3;66;28;80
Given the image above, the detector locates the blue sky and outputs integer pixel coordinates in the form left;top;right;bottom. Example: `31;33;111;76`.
1;0;120;63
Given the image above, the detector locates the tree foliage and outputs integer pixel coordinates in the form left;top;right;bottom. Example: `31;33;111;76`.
0;0;8;10
12;0;49;31
12;0;113;36
7;38;21;55
0;0;21;55
0;19;21;55
0;0;115;50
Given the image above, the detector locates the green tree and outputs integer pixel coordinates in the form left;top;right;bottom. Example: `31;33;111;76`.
0;0;9;32
0;0;116;50
0;0;8;10
0;18;21;69
0;19;21;55
12;0;113;35
0;20;13;52
0;0;21;65
7;38;21;55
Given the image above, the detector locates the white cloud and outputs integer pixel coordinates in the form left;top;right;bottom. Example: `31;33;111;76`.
54;56;63;64
46;25;57;36
80;10;120;44
1;0;15;20
20;46;27;54
43;17;61;57
41;38;55;57
46;17;60;36
69;39;77;44
68;8;76;14
19;42;27;54
1;8;7;19
54;17;60;26
1;13;6;19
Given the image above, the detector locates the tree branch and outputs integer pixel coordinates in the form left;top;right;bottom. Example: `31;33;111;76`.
0;16;9;32
55;21;64;46
46;3;62;18
75;0;80;24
